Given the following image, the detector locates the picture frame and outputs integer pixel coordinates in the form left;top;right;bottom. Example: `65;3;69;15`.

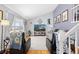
53;17;57;24
0;10;3;21
62;10;68;22
34;24;46;36
57;15;61;23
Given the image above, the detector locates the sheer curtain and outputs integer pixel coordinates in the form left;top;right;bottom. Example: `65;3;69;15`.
11;17;24;31
2;12;14;50
4;12;14;39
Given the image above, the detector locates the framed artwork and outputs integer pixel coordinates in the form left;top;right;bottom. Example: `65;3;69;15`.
34;24;46;36
62;10;68;22
34;24;46;31
0;10;3;21
53;17;57;24
57;15;61;23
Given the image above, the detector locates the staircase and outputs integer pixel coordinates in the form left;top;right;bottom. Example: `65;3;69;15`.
62;23;79;54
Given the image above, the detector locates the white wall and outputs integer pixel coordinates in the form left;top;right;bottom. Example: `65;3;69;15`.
26;12;53;35
26;12;53;50
30;36;47;50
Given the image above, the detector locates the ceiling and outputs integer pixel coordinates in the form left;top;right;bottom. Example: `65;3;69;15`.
4;4;58;19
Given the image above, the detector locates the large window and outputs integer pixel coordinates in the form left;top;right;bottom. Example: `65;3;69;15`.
72;4;79;22
11;17;24;31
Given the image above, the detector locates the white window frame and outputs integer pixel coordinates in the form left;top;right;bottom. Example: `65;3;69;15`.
72;4;79;23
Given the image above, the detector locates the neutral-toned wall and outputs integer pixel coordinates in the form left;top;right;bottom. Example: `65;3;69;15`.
53;4;77;31
26;12;53;35
26;12;53;50
0;5;26;51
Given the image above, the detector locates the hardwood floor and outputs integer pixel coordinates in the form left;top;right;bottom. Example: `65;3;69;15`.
27;50;49;54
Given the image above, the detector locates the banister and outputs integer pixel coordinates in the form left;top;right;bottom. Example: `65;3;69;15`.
71;4;79;10
62;23;79;40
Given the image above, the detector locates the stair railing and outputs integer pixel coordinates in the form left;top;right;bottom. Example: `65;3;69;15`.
62;23;79;54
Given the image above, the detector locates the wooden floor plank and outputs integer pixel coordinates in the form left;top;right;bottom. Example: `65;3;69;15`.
27;50;49;54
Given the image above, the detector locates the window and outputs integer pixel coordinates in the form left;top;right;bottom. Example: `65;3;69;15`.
74;8;79;21
72;5;79;22
11;17;24;31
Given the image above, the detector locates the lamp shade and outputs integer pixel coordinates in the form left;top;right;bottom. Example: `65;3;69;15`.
1;20;10;26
